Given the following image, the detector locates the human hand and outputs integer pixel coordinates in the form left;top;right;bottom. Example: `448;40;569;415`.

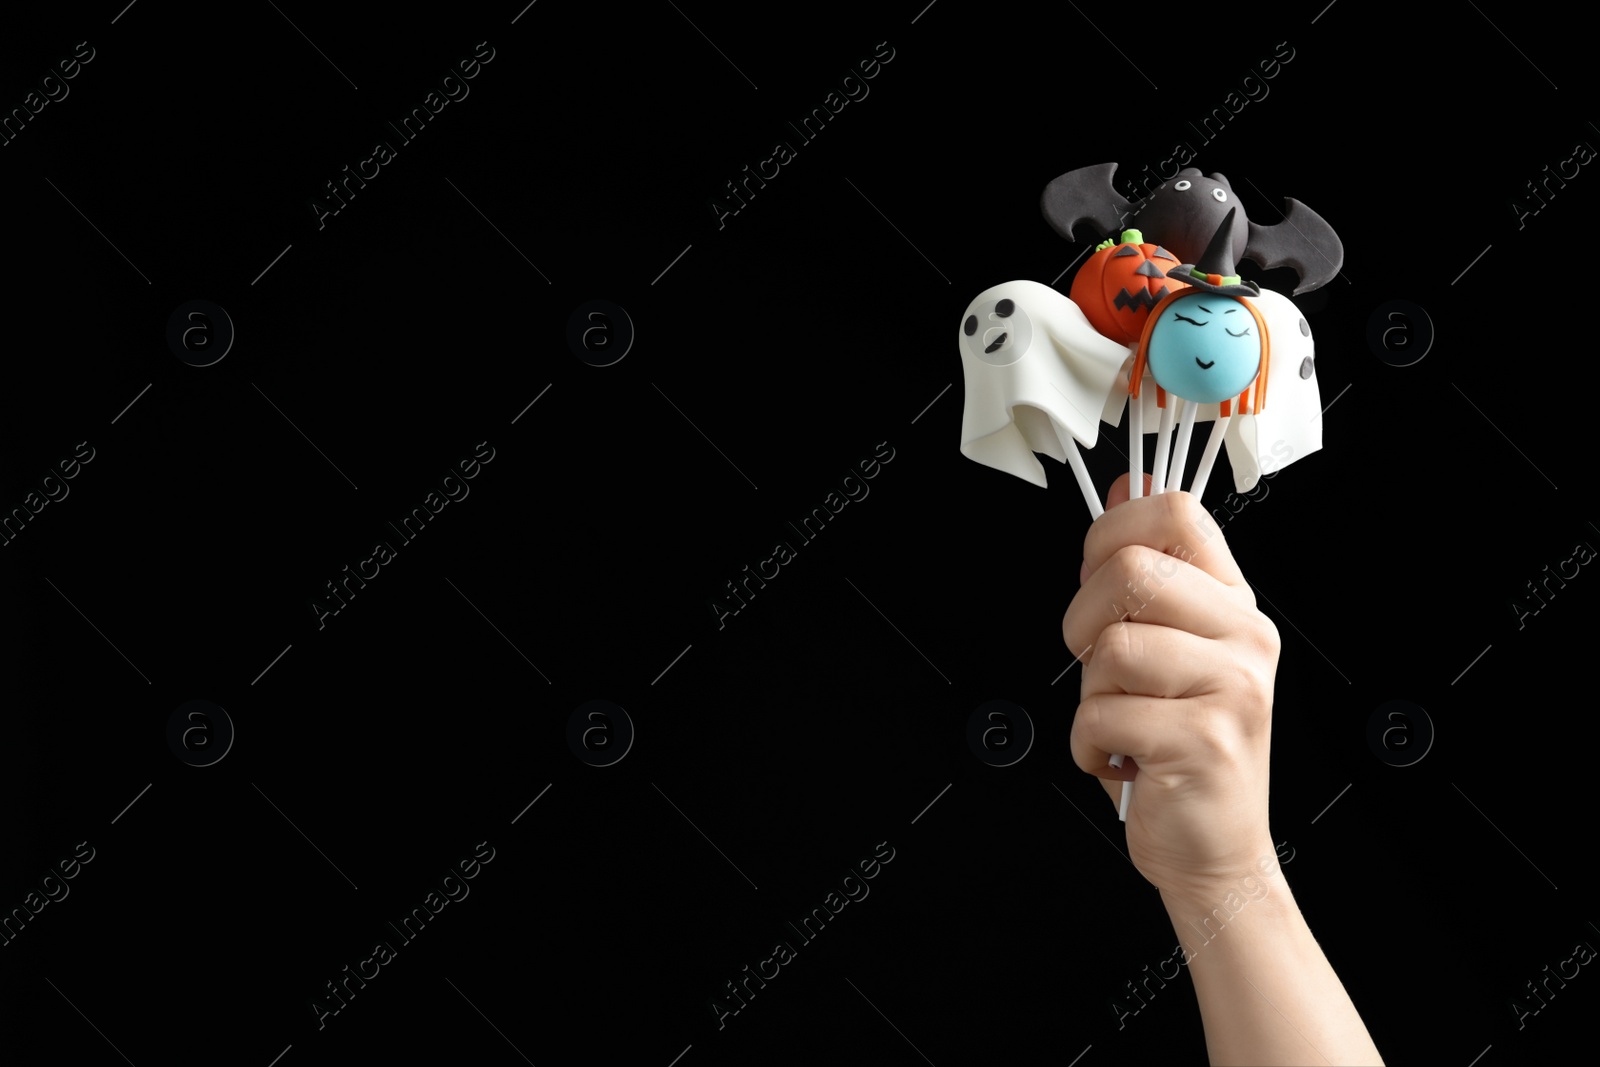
1063;473;1281;903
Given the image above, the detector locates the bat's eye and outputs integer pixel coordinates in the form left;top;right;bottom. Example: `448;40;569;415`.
964;314;978;336
1174;180;1191;191
1212;188;1227;202
995;299;1014;317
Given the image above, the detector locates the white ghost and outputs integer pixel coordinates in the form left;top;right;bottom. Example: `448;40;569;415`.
1221;286;1323;493
958;280;1133;489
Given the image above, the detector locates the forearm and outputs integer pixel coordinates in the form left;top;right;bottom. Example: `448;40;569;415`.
1159;862;1384;1066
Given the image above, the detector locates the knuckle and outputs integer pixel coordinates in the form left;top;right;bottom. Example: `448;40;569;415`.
1190;699;1262;765
1095;621;1141;674
1217;626;1278;735
1070;696;1095;736
1068;697;1102;760
1258;614;1282;659
1160;487;1212;532
1222;661;1275;727
1105;543;1158;588
1184;702;1237;761
1062;607;1091;661
1243;609;1282;664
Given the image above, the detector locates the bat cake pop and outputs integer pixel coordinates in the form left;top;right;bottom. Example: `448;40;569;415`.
1041;163;1344;296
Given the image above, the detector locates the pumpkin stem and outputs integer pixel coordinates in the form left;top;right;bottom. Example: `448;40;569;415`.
1120;228;1143;245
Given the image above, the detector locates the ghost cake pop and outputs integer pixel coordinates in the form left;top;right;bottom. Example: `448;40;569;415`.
1129;208;1270;501
1218;286;1321;493
956;279;1133;518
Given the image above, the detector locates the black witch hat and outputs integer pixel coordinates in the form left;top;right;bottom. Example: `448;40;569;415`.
1166;207;1260;297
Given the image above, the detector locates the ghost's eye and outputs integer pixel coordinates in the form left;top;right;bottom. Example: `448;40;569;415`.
1212;188;1227;202
995;298;1014;317
964;314;977;336
1174;180;1192;191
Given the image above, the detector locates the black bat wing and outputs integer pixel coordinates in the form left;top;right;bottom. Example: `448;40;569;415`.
1242;197;1344;295
1040;162;1136;245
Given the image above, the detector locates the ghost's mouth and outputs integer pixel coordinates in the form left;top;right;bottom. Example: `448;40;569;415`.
1195;357;1215;369
984;332;1008;354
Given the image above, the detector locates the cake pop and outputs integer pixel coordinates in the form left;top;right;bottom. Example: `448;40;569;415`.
1129;208;1269;500
957;279;1132;518
1040;163;1344;295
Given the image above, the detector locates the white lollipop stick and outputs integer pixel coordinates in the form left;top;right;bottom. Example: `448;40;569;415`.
1188;415;1231;500
1149;400;1176;494
1165;398;1197;494
1064;438;1103;520
1129;387;1144;500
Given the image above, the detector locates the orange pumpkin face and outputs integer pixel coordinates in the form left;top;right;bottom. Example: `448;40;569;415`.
1070;228;1190;345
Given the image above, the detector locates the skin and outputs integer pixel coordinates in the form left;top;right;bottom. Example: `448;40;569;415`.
1065;474;1384;1066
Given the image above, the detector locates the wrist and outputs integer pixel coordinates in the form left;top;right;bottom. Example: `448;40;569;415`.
1153;858;1385;1064
1155;844;1288;928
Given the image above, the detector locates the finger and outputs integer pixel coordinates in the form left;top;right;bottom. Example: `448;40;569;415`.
1071;691;1247;781
1080;618;1235;702
1063;542;1240;660
1080;473;1147;586
1082;488;1248;592
1102;471;1153;512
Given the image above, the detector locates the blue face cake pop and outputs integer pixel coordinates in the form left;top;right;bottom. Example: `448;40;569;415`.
1134;208;1269;413
1145;292;1262;403
1127;207;1271;498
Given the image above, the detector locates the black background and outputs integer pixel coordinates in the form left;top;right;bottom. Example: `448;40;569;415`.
3;2;1594;1064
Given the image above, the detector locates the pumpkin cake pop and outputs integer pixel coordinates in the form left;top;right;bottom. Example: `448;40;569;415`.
1069;228;1191;346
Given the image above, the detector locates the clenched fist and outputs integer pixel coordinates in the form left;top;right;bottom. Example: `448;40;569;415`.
1063;473;1281;903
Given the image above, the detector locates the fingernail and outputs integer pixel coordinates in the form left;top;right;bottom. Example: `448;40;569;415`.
1079;559;1090;586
